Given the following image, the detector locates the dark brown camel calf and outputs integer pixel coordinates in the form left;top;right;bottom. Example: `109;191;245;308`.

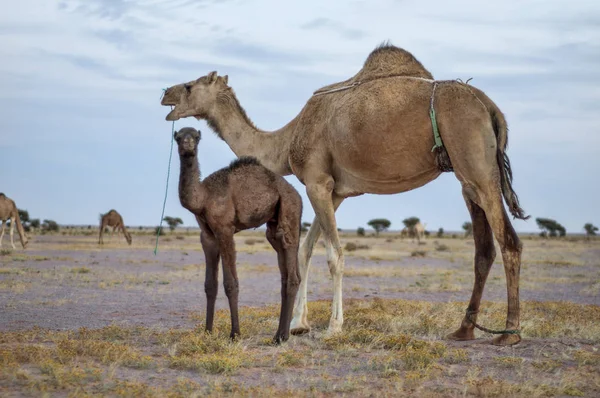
175;127;302;343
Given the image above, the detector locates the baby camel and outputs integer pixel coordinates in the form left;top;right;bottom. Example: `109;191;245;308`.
175;127;302;343
98;209;132;245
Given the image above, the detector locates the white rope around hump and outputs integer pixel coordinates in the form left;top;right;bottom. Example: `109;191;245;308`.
312;75;435;96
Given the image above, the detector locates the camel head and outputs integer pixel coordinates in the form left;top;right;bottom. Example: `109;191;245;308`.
162;71;229;121
174;127;201;157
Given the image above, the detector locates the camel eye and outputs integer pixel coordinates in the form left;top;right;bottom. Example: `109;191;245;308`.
184;84;191;93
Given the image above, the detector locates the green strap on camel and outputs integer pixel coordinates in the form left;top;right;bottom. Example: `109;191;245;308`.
429;107;444;152
429;81;445;153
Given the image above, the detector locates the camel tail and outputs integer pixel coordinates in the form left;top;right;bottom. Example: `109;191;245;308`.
489;106;529;221
14;214;28;249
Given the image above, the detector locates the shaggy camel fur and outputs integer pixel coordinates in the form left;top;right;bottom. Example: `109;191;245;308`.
0;193;28;249
161;43;528;346
98;209;132;245
175;127;302;343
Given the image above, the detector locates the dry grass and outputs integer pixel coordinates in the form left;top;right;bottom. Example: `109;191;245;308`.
0;299;599;396
1;232;599;396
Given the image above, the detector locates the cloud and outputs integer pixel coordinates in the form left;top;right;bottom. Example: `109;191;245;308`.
0;0;598;232
301;17;367;40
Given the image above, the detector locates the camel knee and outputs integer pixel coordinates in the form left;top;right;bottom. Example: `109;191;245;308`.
204;282;218;299
327;245;344;275
223;280;239;297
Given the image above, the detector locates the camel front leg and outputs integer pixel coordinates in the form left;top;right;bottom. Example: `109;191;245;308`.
0;221;5;248
218;232;240;340
201;231;220;333
291;194;344;335
9;219;16;249
306;179;345;335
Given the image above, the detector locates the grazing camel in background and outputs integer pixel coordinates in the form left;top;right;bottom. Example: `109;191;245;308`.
98;209;132;245
161;43;529;346
414;222;427;243
0;193;28;249
175;127;302;343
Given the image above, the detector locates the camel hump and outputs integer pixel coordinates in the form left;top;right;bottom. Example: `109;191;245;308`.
314;43;434;95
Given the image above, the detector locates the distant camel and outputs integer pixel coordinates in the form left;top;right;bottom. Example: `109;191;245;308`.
175;127;302;343
99;210;132;245
414;222;427;243
161;43;529;346
0;193;28;249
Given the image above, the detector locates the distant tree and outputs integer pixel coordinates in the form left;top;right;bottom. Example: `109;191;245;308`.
30;219;40;229
154;226;165;236
163;216;183;232
42;219;59;232
437;228;444;238
18;209;29;223
301;222;312;233
584;223;598;237
357;227;365;236
368;218;391;236
402;217;420;229
462;222;473;238
536;218;566;237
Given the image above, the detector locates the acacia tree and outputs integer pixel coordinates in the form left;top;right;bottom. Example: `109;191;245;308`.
536;218;566;237
402;217;420;229
42;219;59;232
462;222;473;238
368;218;391;236
357;227;365;236
163;216;183;232
584;223;598;237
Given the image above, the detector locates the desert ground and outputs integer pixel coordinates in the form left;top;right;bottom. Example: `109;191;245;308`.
1;229;599;397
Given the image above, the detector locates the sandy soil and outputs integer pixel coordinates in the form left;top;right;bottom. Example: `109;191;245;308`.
1;233;599;332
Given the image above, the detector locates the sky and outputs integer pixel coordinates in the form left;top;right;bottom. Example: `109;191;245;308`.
1;0;599;233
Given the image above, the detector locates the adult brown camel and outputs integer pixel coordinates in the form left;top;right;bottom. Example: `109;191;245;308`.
161;43;529;346
0;193;28;249
98;209;132;245
174;127;302;343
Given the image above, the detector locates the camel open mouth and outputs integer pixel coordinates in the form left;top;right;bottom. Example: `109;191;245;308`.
165;107;180;121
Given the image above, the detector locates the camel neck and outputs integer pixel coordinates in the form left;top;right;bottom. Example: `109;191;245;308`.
178;155;205;213
207;95;295;175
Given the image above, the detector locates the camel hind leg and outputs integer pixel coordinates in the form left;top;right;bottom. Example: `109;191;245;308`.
99;219;106;244
447;190;496;341
451;168;522;345
267;193;302;343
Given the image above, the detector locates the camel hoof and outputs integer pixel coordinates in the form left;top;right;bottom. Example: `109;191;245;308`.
492;333;521;346
273;333;289;345
446;328;476;341
290;326;310;336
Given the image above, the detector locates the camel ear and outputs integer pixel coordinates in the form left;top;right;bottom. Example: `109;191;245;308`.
207;71;218;84
173;130;178;140
222;75;228;85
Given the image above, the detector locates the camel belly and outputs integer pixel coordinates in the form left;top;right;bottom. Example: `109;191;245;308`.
332;166;441;197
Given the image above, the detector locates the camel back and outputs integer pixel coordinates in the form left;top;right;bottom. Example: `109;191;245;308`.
314;43;433;95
